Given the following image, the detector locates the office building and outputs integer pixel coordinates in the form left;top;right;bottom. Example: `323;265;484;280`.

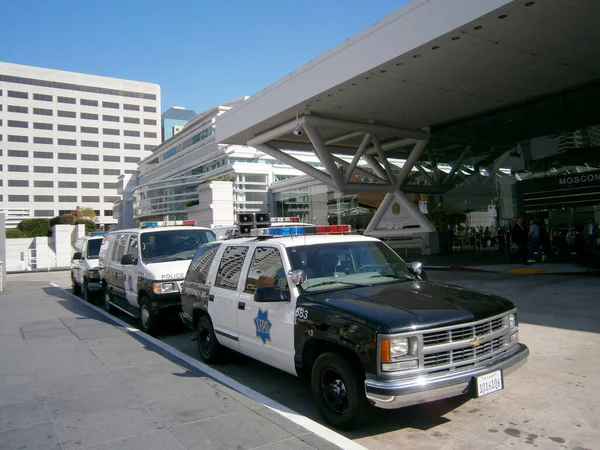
162;106;196;141
0;61;161;228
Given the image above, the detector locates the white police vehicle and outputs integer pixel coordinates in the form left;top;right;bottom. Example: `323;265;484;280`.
180;224;528;429
71;233;105;303
99;220;216;334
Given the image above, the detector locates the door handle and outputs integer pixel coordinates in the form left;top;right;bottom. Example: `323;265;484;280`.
208;294;214;302
238;302;245;311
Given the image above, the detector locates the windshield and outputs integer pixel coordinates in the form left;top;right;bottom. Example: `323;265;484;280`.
286;240;413;292
140;229;216;263
87;239;102;259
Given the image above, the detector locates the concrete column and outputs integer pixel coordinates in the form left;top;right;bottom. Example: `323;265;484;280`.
32;237;49;269
53;225;76;267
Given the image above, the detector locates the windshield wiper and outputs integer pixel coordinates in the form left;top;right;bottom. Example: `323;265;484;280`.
308;280;366;289
368;274;412;280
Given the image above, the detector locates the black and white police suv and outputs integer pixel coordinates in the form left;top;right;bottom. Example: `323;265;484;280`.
99;220;216;334
180;224;529;430
71;233;105;303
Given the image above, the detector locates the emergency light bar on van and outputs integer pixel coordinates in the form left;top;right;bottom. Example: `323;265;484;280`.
270;216;300;223
140;220;196;228
249;224;351;237
89;231;106;236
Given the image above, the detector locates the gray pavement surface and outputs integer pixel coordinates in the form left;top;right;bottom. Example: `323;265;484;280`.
0;274;344;450
2;270;600;450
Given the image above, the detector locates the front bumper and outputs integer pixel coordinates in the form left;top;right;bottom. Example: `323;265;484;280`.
365;343;529;409
148;292;182;314
87;279;102;291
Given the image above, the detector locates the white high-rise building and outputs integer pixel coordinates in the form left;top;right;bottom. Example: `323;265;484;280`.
0;62;161;228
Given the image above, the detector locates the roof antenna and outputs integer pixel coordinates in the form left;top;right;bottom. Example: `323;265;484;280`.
293;111;303;136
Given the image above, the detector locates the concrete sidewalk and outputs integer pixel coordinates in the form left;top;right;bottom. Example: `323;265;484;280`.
0;280;347;450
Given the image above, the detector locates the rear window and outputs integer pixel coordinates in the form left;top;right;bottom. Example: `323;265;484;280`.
140;229;216;263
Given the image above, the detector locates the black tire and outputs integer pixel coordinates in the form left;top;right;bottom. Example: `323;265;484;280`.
138;297;156;335
196;315;222;363
103;287;115;314
311;352;373;430
72;274;81;296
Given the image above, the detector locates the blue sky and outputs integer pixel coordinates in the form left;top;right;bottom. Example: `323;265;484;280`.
1;0;408;114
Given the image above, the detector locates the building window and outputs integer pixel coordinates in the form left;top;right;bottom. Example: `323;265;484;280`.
124;143;140;150
34;180;54;187
123;104;139;111
33;107;53;116
104;182;119;189
8;90;28;99
103;115;119;122
34;151;53;159
57;96;76;104
59;196;78;202
8;165;29;172
124;169;137;174
144;144;157;151
58;138;77;146
9;195;29;202
124;156;141;163
104;210;114;216
81;154;99;161
81;126;99;134
8;180;29;187
8;135;29;143
58;167;77;174
144;131;157;138
143;106;157;113
8;120;28;128
104;196;120;202
34;210;54;217
81;112;99;120
81;168;99;175
34;137;53;145
103;142;120;149
7;150;28;157
34;122;53;130
102;101;119;109
59;181;77;188
81;140;99;148
33;93;53;102
34;195;54;202
8;105;28;114
82;196;100;202
124;130;140;137
103;155;120;162
82;182;99;189
58;153;77;160
103;169;121;176
144;119;157;126
80;99;98;106
34;166;54;173
57;110;76;118
58;124;76;132
124;117;140;124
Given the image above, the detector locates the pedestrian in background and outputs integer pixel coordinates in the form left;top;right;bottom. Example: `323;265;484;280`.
528;219;540;262
510;217;529;265
583;217;598;256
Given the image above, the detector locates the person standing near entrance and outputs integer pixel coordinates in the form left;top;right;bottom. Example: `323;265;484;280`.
510;217;529;265
528;219;540;262
583;218;598;256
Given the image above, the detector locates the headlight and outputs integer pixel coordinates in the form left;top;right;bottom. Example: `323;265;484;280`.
380;336;419;372
509;313;517;328
390;337;409;357
86;269;99;279
152;282;176;294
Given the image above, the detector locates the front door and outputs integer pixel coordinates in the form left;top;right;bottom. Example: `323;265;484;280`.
123;234;140;307
237;245;297;376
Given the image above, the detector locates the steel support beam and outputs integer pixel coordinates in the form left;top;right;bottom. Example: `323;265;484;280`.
303;123;345;190
325;132;363;145
247;116;306;147
372;136;397;184
442;146;470;186
363;153;390;181
304;115;430;141
415;164;435;185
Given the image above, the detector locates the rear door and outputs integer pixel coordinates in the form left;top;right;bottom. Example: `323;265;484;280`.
112;233;130;299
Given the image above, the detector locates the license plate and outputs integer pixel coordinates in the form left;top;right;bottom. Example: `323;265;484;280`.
476;370;503;397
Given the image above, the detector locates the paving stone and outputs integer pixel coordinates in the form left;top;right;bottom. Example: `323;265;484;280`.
73;429;187;450
110;360;190;384
252;436;320;450
0;421;62;450
97;347;167;369
25;333;85;355
0;399;52;432
125;372;214;403
0;380;45;408
39;369;122;398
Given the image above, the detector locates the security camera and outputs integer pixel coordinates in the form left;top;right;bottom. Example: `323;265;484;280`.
293;126;302;136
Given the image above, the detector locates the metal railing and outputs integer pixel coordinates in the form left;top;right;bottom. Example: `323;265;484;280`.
383;236;425;258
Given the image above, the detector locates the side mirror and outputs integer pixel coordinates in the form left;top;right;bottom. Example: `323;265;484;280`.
408;261;427;280
120;254;137;265
288;269;306;286
72;252;82;260
254;286;290;303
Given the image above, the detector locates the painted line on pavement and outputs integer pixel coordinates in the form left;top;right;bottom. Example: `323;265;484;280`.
49;283;367;450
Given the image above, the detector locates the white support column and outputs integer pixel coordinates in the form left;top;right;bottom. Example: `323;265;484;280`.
372;136;397;184
303;123;346;191
442;146;470;186
363;154;390;181
343;133;371;183
247;116;306;146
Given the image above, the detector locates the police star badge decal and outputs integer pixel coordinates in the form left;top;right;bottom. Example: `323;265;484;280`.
254;308;272;344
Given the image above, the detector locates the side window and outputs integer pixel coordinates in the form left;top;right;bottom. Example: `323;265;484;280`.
127;235;139;259
215;246;248;290
115;234;129;263
189;243;220;284
244;247;286;294
110;234;121;262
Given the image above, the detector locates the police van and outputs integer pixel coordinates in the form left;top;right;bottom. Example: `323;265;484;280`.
99;220;216;334
71;233;105;303
180;224;529;430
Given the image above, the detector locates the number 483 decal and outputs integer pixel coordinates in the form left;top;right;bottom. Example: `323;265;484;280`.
295;308;309;319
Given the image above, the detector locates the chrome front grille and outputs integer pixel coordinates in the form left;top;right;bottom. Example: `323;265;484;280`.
421;314;511;370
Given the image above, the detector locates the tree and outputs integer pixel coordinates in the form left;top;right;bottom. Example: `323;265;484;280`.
6;229;26;239
50;214;75;227
74;206;97;222
16;218;51;237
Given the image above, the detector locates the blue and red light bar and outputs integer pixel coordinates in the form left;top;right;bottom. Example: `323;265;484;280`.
140;220;196;228
250;224;351;237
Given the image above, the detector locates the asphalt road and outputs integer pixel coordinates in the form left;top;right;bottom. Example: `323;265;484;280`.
24;270;600;450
